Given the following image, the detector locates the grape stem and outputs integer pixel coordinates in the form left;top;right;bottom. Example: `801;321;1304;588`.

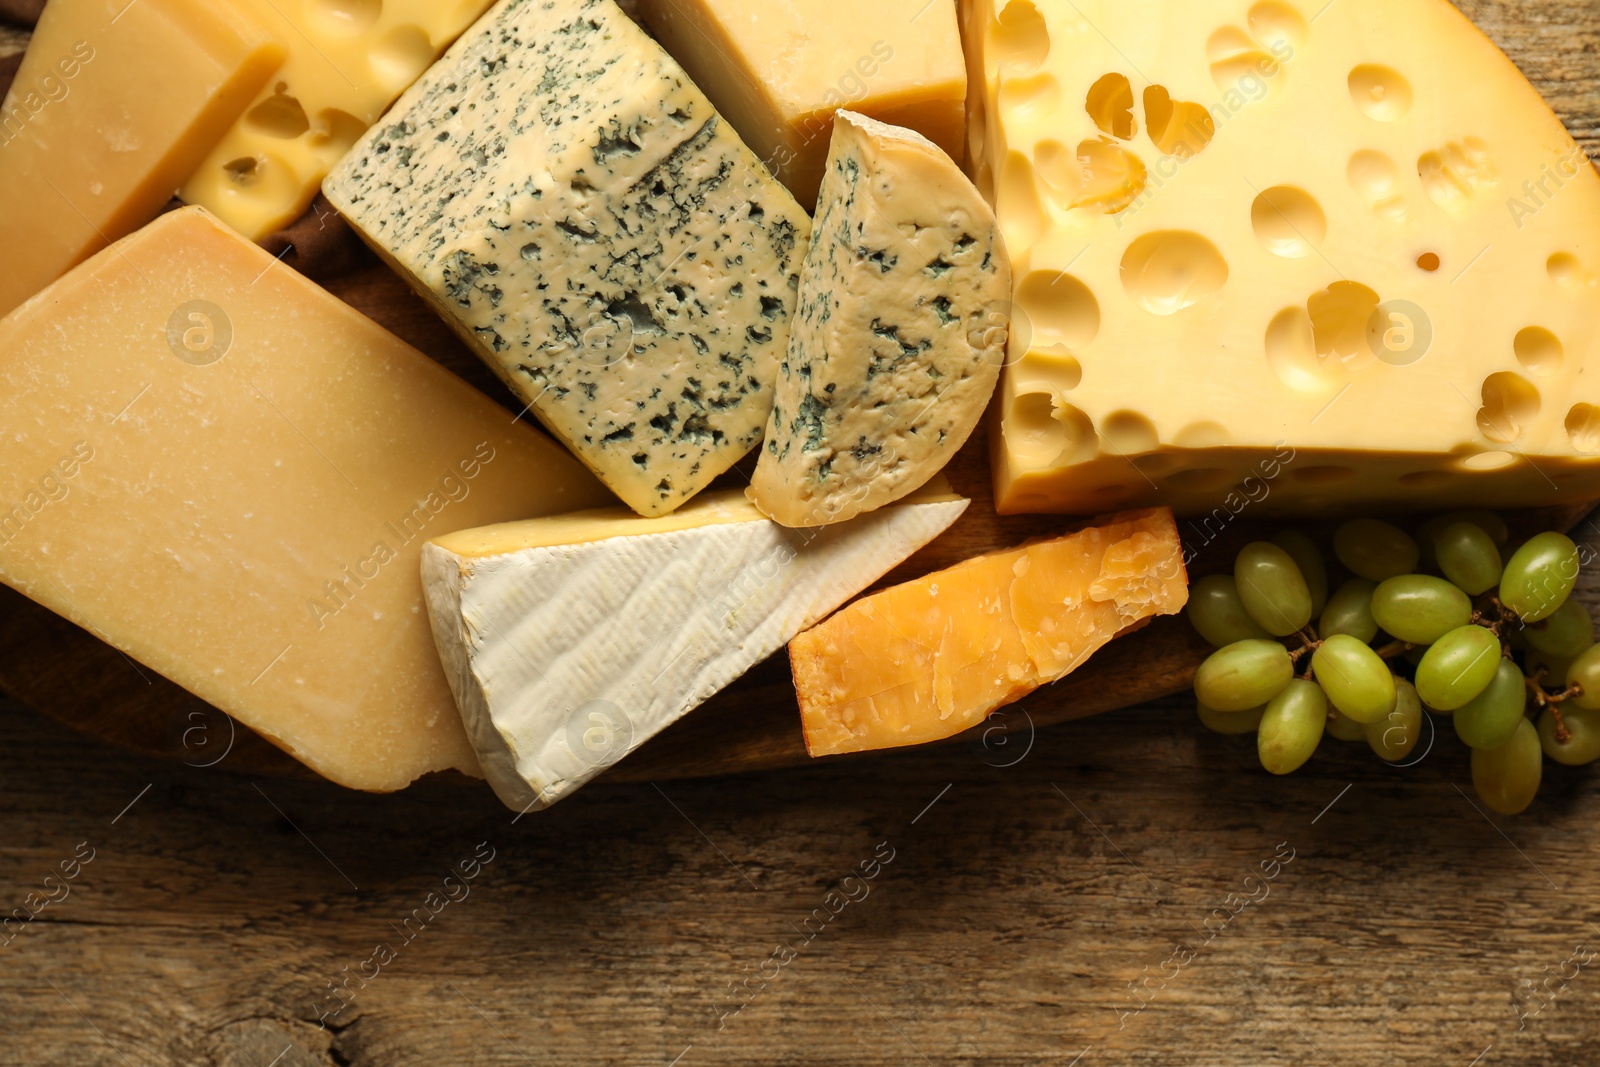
1471;596;1523;639
1525;666;1579;743
1288;627;1323;679
1373;640;1412;661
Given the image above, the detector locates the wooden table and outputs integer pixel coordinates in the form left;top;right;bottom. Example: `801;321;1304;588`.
3;2;1600;1064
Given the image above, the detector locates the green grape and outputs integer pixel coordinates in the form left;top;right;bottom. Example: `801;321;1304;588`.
1198;700;1266;735
1433;521;1504;596
1194;639;1294;712
1500;531;1581;623
1234;542;1313;636
1452;658;1529;750
1525;596;1594;659
1414;625;1503;711
1334;518;1420;582
1419;509;1511;550
1186;574;1272;648
1472;717;1542;816
1320;578;1380;643
1366;677;1423;762
1258;679;1327;775
1272;529;1329;617
1420;511;1504;572
1370;574;1473;646
1564;645;1600;710
1537;706;1600;766
1312;634;1397;724
1326;707;1368;741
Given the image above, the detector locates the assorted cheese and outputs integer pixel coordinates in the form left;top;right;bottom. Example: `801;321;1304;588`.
634;0;968;207
178;0;496;240
749;110;1010;527
0;208;613;792
325;0;813;518
791;509;1189;756
422;483;968;811
7;0;1597;794
967;0;1600;516
0;0;283;316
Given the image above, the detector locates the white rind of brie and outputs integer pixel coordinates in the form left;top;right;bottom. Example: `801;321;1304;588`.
422;485;968;812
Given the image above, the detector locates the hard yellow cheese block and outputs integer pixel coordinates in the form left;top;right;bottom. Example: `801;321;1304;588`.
0;0;283;316
0;207;613;791
178;0;494;240
966;0;1600;517
792;508;1188;756
636;0;967;207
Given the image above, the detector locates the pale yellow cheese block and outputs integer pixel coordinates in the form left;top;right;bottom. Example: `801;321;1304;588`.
178;0;495;240
0;0;284;317
965;0;1600;517
635;0;967;207
0;207;614;791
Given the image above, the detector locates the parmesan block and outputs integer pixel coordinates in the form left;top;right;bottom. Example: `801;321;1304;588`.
966;0;1600;516
0;208;613;792
179;0;496;240
423;484;968;812
749;111;1010;527
792;508;1188;756
0;0;283;316
325;0;812;518
634;0;967;207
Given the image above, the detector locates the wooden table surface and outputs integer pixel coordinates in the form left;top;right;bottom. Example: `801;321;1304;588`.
5;2;1600;1064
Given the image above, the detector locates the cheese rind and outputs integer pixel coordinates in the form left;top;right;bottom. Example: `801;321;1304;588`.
791;508;1188;756
749;111;1010;528
325;0;812;518
635;0;968;207
0;208;613;791
967;0;1600;517
423;485;969;812
0;0;283;316
179;0;496;240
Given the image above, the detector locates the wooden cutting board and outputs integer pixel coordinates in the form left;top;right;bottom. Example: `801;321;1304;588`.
0;260;1593;786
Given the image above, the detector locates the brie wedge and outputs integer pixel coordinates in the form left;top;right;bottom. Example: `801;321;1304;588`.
422;482;968;811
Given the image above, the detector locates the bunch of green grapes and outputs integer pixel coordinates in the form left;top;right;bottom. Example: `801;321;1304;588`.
1189;512;1600;815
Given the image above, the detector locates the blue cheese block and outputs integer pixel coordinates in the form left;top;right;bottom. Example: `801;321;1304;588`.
748;111;1011;528
324;0;811;517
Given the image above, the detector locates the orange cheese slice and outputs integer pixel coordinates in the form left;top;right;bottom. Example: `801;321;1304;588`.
791;508;1189;756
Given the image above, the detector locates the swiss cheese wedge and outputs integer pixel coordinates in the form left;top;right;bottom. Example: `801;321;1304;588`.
965;0;1600;517
179;0;496;239
792;508;1189;756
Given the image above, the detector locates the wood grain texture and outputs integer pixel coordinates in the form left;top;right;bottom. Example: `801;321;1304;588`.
0;1;1598;1063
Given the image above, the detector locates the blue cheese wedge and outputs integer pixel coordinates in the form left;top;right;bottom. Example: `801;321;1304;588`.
324;0;811;517
748;110;1011;528
422;481;968;812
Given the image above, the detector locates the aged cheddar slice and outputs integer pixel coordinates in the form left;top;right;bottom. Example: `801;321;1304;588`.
966;0;1600;517
178;0;495;240
749;111;1010;528
423;482;968;812
0;207;613;791
792;508;1187;756
0;0;282;316
325;0;812;518
634;0;967;207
